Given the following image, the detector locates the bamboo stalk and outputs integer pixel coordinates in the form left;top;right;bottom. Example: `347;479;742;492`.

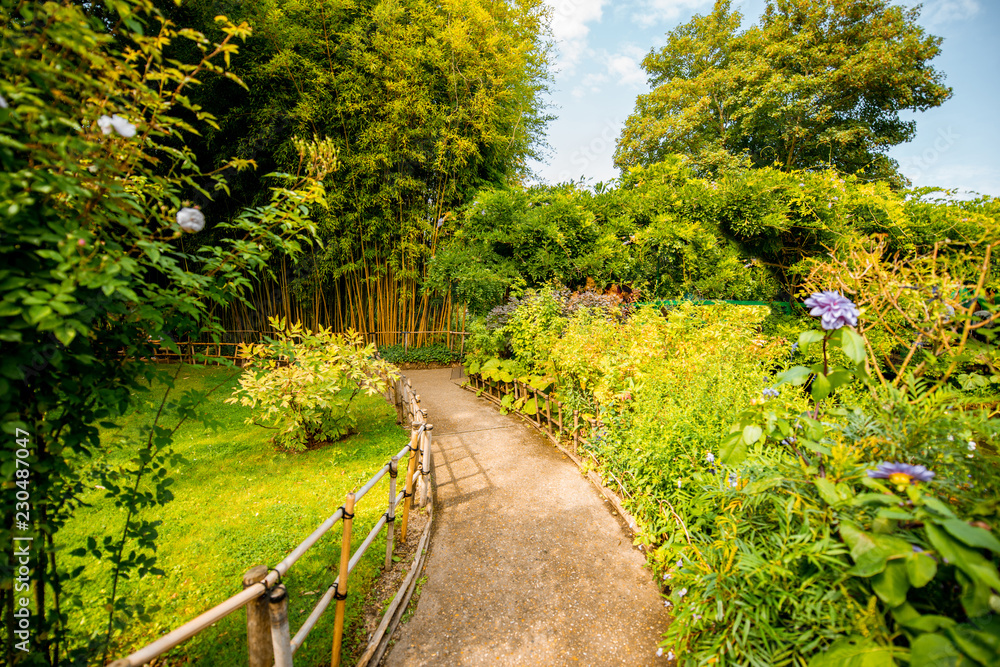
331;492;355;667
268;585;293;667
419;425;433;508
545;392;553;437
400;424;420;542
385;457;398;569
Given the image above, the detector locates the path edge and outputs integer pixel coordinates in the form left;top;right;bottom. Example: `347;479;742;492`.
457;379;641;537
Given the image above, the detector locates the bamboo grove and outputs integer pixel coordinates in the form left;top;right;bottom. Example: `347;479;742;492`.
169;0;553;344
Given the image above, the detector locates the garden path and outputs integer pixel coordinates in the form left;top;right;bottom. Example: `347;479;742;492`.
382;368;670;666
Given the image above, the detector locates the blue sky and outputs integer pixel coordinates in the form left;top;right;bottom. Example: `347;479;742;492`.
527;0;1000;197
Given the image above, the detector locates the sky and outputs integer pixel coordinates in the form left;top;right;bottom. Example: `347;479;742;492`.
527;0;1000;197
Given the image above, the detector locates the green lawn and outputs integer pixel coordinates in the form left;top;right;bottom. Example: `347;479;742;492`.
60;363;409;665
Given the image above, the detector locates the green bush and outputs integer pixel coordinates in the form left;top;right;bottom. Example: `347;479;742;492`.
377;344;460;365
228;318;399;451
466;284;1000;665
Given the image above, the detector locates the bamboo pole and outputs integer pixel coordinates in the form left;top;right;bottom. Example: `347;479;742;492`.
243;565;273;667
331;492;355;667
545;392;553;437
400;424;420;542
385;456;398;569
574;410;580;451
420;425;433;508
268;585;293;667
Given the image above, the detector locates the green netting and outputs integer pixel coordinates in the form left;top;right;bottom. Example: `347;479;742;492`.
639;299;796;314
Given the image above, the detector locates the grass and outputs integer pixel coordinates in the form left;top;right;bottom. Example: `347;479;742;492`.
59;363;409;666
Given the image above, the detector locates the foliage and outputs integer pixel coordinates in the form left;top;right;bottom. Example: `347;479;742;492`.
705;293;1000;665
175;0;554;334
796;233;1000;389
466;272;998;665
376;343;460;366
616;0;951;183
435;157;996;308
228;318;399;451
0;2;327;662
427;185;629;311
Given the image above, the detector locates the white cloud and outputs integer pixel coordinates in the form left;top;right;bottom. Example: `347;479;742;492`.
903;163;1000;197
545;0;609;71
631;0;713;29
606;52;647;87
918;0;980;27
572;72;611;98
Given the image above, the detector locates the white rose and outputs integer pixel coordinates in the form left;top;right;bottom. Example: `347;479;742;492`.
97;114;137;137
176;207;205;233
110;114;137;137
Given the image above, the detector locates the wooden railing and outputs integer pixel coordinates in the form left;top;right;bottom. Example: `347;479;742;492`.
110;376;434;667
466;372;639;534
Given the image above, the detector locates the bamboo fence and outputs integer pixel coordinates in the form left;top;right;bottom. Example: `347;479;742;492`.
466;373;639;534
142;329;469;365
110;375;434;667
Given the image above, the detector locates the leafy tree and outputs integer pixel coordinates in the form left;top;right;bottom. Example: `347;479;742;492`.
0;2;327;662
616;0;951;183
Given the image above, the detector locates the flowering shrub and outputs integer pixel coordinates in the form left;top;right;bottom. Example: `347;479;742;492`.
228;318;399;451
0;2;331;659
668;291;1000;665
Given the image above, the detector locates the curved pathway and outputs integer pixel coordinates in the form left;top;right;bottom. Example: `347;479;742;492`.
384;369;670;666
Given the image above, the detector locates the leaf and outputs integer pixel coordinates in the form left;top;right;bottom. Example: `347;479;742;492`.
872;560;910;606
522;397;538;415
807;636;898;667
811;372;832;401
776;365;812;386
841;328;867;364
941;519;1000;554
798;329;826;353
900;553;934;594
909;633;963;667
814;477;845;506
922;496;957;519
944;624;1000;665
926;523;1000;592
720;430;747;465
742;424;762;445
825;369;854;390
899;614;955;633
841;523;912;577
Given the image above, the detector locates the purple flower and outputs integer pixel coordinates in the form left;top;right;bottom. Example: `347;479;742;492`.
804;291;860;330
867;462;935;486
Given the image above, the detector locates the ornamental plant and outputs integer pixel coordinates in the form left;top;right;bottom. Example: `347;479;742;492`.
687;290;1000;666
228;318;399;451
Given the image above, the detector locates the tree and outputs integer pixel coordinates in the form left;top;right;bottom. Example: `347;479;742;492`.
616;0;951;183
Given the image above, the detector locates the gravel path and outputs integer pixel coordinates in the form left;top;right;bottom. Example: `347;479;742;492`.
383;369;670;666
